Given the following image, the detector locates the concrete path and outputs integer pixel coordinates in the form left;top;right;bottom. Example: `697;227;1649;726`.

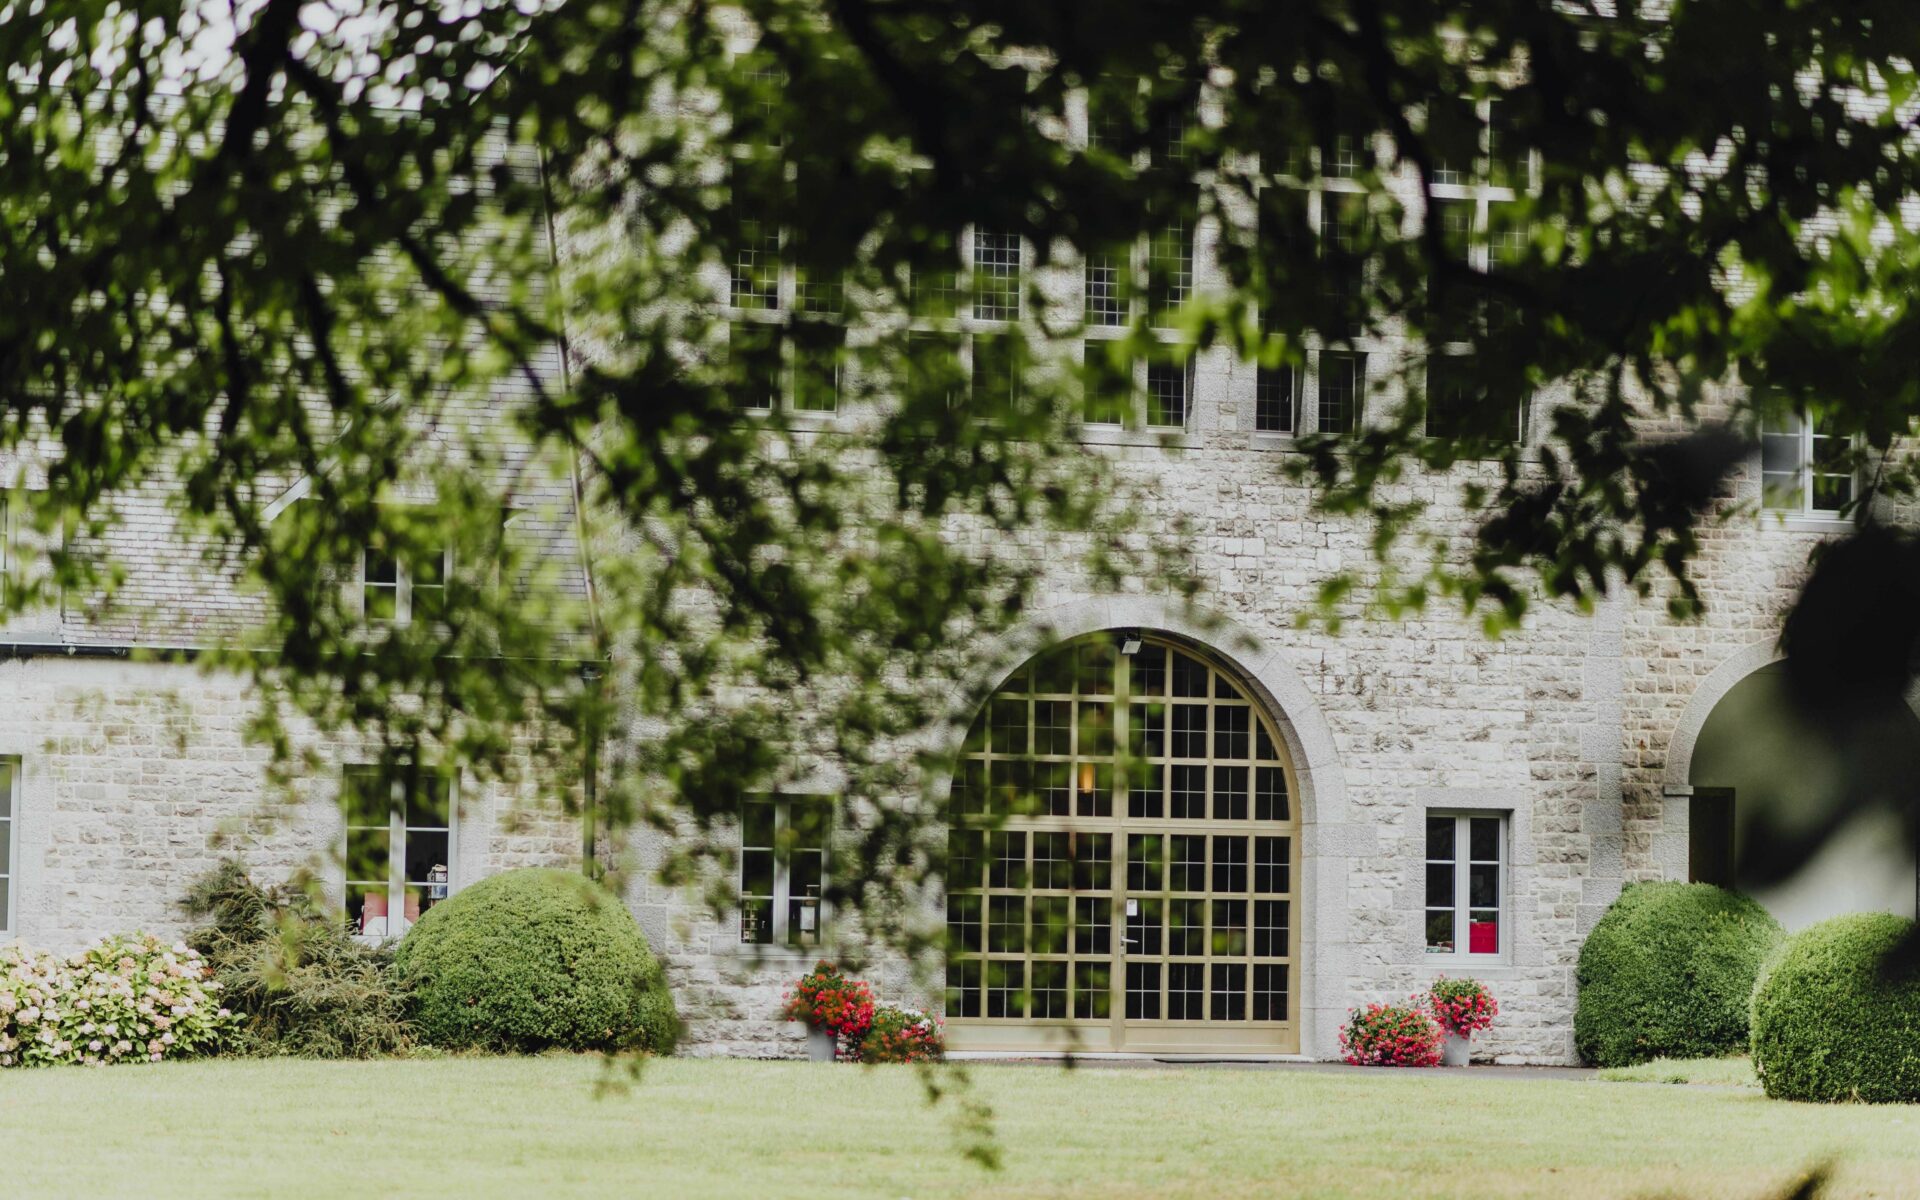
958;1056;1599;1081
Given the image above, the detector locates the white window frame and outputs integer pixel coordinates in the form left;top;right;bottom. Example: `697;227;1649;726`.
738;795;831;950
341;764;456;943
360;544;452;626
1761;408;1856;518
0;757;18;935
903;226;1027;411
1080;343;1194;431
1423;809;1509;963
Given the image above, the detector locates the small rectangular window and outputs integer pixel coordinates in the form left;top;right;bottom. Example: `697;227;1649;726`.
1148;222;1193;327
738;796;830;948
729;220;783;310
1689;789;1736;889
343;764;453;940
1255;365;1297;433
1317;352;1363;434
1762;408;1855;515
1426;357;1523;443
361;543;451;626
1424;810;1506;959
971;232;1022;322
1084;252;1128;328
1144;356;1190;429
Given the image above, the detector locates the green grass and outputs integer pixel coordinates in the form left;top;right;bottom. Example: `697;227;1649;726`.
4;1055;1919;1198
1600;1055;1761;1088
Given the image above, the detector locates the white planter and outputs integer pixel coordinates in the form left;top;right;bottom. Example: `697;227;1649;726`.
805;1025;837;1062
1441;1031;1472;1067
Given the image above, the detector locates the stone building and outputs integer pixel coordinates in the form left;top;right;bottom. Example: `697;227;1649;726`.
4;107;1914;1067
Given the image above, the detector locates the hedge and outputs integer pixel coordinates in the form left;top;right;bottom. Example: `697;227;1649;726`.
1573;881;1783;1067
1750;913;1920;1102
393;868;678;1054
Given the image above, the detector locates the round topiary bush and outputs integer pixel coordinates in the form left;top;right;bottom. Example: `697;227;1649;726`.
393;868;678;1054
1750;913;1920;1102
1574;881;1783;1067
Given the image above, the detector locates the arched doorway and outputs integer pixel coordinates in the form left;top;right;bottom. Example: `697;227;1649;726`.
1688;661;1920;930
944;632;1301;1054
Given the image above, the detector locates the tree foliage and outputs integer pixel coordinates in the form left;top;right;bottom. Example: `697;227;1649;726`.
3;0;1920;1027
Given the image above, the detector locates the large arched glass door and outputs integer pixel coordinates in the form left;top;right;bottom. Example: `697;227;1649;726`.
944;633;1300;1054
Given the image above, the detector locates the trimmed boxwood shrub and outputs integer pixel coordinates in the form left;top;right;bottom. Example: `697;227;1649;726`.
1750;913;1920;1102
393;868;678;1054
1574;881;1783;1067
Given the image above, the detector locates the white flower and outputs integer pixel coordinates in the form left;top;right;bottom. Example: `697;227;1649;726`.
87;1039;102;1052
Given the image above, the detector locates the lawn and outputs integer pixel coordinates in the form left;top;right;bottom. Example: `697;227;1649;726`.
4;1056;1919;1199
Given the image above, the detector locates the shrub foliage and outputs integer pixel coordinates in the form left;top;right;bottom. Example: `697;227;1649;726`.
393;868;677;1054
182;860;414;1059
858;1004;944;1064
1574;882;1784;1067
1750;913;1920;1102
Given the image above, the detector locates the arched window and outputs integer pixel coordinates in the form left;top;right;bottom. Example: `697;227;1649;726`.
946;633;1301;1054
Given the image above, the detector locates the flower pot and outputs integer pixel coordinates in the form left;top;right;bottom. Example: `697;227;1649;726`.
1441;1030;1472;1067
806;1025;837;1062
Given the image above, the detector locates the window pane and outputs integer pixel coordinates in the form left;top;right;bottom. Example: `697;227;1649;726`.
947;960;981;1018
1127;898;1163;956
341;767;390;826
1317;352;1362;433
346;828;390;883
1255;765;1289;822
1168;899;1205;956
1031;961;1068;1018
972;232;1022;321
1425;862;1455;909
988;895;1026;953
1213;765;1248;821
1210;962;1247;1021
1255;364;1296;432
1170;651;1208;697
1211;900;1247;957
989;831;1028;889
1469;911;1500;955
1081;341;1130;426
1253;899;1289;958
791;327;843;413
971;333;1019;413
1170;705;1207;758
403;828;450;888
1071;833;1112;892
404;776;451;829
986;960;1025;1018
907;332;964;407
1254;836;1290;894
946;894;982;953
1426;815;1455;860
1212;836;1249;893
1126;961;1161;1020
1127;834;1164;892
1214;707;1250;760
1469;863;1500;909
1144;358;1188;428
1170;764;1206;819
1168;962;1205;1020
1426;908;1457;954
346;884;389;938
728;322;781;410
1253;963;1289;1021
1129;642;1166;697
1085;252;1127;327
730;220;781;309
1032;895;1071;954
1074;961;1112;1019
1470;816;1501;862
1169;835;1207;892
1075;897;1112;955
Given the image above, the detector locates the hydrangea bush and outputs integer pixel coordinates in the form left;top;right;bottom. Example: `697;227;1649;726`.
1339;999;1444;1067
1;934;237;1068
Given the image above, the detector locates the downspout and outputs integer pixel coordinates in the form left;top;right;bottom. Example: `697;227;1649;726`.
538;143;612;881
